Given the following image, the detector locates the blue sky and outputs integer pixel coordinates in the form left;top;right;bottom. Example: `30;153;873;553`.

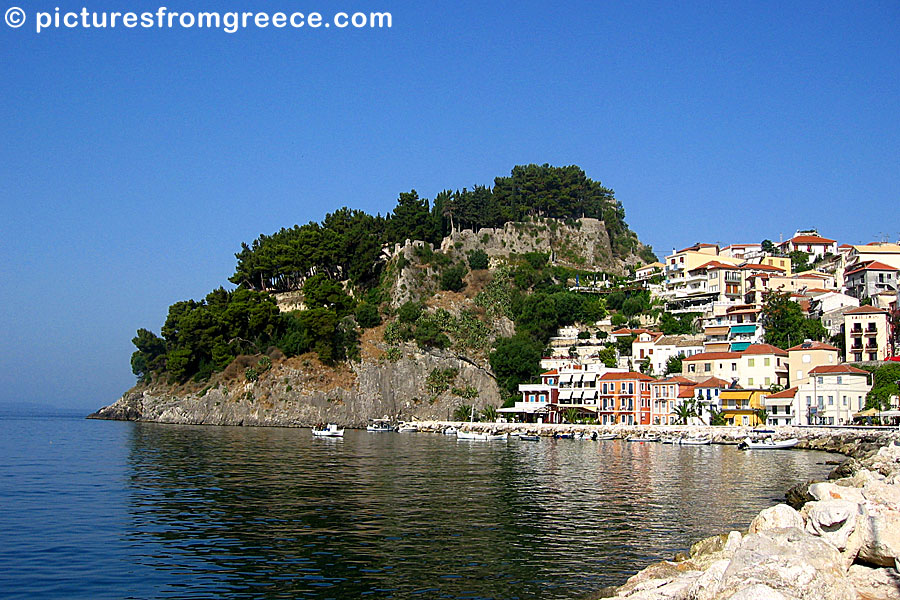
1;1;898;409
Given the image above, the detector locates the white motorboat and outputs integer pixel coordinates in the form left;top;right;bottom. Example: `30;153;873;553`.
366;419;394;432
679;436;712;446
396;423;419;433
626;435;660;442
457;430;508;441
738;437;798;450
597;433;617;440
312;423;344;437
443;426;459;435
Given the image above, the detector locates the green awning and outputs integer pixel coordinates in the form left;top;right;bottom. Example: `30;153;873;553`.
730;342;751;352
730;325;757;334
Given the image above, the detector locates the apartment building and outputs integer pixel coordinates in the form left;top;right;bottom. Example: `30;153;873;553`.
844;261;898;300
844;306;892;362
786;341;840;387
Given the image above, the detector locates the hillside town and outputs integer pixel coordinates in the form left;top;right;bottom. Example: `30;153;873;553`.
509;231;900;428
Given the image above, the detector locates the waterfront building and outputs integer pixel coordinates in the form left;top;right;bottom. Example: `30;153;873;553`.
762;387;800;426
795;365;872;425
719;389;768;426
649;376;696;425
597;371;654;425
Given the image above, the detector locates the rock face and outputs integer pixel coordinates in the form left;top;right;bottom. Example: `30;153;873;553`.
614;440;900;600
90;347;502;427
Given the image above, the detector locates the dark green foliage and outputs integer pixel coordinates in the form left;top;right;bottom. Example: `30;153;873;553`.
426;367;459;395
131;328;166;382
398;301;422;324
577;331;591;340
440;263;468;292
616;335;636;357
862;363;900;411
302;274;355;316
761;291;826;349
354;302;382;328
489;334;543;395
665;355;683;376
144;288;282;382
597;346;617;368
277;309;360;364
413;314;451;350
761;239;777;254
659;312;698;335
606;291;625;311
622;294;649;317
610;313;627;326
789;250;811;273
467;249;489;270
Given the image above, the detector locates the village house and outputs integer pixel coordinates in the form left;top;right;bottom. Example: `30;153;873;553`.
597;371;654;425
844;261;899;300
844;305;893;362
682;343;788;389
786;340;840;387
796;365;872;425
776;232;838;259
719;389;768;426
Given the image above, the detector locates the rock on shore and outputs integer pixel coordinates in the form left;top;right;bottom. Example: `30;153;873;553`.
600;441;900;600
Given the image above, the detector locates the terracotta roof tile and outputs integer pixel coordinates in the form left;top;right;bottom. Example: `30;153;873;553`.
766;387;798;399
743;343;789;356
787;341;839;352
683;351;742;361
809;365;870;375
845;306;889;315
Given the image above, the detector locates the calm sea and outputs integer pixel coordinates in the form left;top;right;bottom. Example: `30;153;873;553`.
0;411;836;599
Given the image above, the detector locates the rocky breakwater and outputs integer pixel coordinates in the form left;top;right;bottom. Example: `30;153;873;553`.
603;440;900;600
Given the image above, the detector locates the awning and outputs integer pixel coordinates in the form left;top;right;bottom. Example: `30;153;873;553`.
559;373;573;383
559;390;573;400
730;342;751;352
853;408;879;417
730;325;757;334
705;326;730;336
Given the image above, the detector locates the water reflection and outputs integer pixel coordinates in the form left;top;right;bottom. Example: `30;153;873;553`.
126;425;835;599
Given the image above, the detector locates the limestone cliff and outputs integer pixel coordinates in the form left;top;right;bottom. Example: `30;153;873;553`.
90;344;501;427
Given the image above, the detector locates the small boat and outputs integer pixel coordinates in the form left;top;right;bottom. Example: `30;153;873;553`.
517;434;540;441
396;423;419;433
366;419;394;432
553;432;574;439
626;435;660;442
312;423;344;437
443;426;459;435
679;436;712;446
457;430;508;441
738;437;798;450
660;436;677;444
596;433;617;440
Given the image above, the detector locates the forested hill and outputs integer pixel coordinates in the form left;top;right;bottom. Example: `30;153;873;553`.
128;164;657;389
229;164;656;292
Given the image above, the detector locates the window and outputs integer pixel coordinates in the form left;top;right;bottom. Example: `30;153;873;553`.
731;363;737;371
688;364;696;373
528;394;535;402
748;358;755;367
748;378;754;386
828;396;833;405
765;377;771;386
802;354;811;364
842;396;847;406
539;394;547;402
548;378;555;385
704;363;711;372
818;377;824;384
836;376;842;384
796;370;802;381
764;358;770;366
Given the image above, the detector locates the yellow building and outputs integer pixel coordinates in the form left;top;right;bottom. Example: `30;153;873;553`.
719;389;768;426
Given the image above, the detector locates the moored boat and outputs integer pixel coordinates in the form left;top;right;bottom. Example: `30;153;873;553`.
396;423;419;433
738;437;798;450
457;430;508;441
312;423;344;437
679;436;712;446
366;418;394;432
626;435;660;442
443;426;459;435
517;434;540;441
596;433;617;440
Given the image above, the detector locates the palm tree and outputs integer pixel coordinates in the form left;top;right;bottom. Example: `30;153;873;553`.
563;407;580;424
708;408;727;426
453;404;474;422
674;399;698;425
481;404;498;423
754;408;769;427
